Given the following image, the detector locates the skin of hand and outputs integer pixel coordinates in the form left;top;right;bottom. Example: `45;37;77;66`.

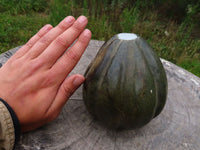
0;15;91;132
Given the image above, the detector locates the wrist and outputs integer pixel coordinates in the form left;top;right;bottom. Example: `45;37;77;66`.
0;98;21;149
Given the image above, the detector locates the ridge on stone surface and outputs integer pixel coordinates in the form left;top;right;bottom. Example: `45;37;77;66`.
0;40;200;150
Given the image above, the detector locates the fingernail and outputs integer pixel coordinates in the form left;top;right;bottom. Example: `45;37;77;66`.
77;16;87;24
83;29;91;38
65;16;74;24
73;77;85;87
43;24;52;31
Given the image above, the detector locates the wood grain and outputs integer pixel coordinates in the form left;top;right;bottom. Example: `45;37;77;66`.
1;40;200;150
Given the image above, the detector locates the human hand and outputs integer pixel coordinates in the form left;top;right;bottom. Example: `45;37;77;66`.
0;16;91;132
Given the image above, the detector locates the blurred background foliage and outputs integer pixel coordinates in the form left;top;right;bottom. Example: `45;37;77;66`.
0;0;200;76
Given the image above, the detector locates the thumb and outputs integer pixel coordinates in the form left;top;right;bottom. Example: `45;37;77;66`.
48;74;85;116
60;74;85;100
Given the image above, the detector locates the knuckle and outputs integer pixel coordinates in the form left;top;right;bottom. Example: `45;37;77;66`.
37;31;43;38
38;24;52;37
41;73;55;87
65;50;79;62
18;60;44;78
76;36;85;46
57;22;68;31
40;34;51;45
30;59;44;71
75;40;85;51
62;84;74;99
43;77;54;87
26;39;34;48
72;24;81;33
55;36;67;46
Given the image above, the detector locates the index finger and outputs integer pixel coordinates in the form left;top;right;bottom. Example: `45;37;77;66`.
50;29;91;81
38;16;88;67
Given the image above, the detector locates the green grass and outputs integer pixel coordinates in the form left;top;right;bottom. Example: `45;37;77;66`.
179;59;200;77
0;12;49;53
0;0;200;77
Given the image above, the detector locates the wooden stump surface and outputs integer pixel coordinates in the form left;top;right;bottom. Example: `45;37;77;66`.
0;40;200;150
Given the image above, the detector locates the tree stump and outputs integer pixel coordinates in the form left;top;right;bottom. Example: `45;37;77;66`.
0;40;200;150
